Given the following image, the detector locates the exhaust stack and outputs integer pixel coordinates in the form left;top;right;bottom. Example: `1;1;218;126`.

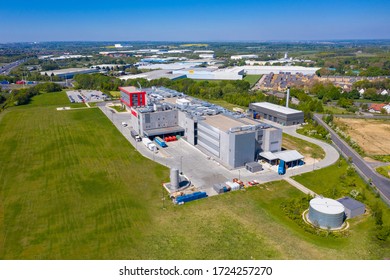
286;87;290;108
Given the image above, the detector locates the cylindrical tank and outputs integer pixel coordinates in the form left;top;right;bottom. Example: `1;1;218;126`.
170;168;180;189
308;197;345;229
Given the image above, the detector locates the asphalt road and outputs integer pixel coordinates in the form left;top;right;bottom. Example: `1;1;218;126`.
0;59;27;75
314;114;390;205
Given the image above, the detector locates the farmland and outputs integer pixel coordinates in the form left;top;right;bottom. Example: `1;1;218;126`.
333;118;390;156
0;92;389;259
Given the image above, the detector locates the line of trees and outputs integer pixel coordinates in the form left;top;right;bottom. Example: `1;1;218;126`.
0;82;62;110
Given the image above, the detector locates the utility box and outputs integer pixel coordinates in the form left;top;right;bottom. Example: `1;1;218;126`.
245;162;263;173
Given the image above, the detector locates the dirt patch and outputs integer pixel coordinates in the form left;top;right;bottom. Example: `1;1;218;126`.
334;118;390;155
364;157;380;163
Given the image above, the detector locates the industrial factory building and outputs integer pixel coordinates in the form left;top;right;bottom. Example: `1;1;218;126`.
127;87;284;169
172;67;245;80
249;102;304;126
40;67;99;79
119;86;146;107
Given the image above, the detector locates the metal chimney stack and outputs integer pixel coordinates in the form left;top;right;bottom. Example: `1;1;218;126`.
286;87;290;108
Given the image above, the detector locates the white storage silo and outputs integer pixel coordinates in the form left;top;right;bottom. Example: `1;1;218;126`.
308;197;345;229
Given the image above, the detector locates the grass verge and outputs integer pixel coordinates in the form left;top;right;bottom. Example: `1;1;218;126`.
282;133;325;160
376;165;390;179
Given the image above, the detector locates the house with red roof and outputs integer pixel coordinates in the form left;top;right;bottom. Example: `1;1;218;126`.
368;103;386;113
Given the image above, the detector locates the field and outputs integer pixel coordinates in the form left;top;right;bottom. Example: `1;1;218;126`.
244;75;262;87
324;105;348;114
109;91;121;98
0;92;389;259
282;133;325;162
333;118;390;155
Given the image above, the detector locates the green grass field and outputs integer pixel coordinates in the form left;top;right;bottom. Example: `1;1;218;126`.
324;105;348;115
109;91;121;98
0;92;389;259
244;75;262;87
282;133;325;160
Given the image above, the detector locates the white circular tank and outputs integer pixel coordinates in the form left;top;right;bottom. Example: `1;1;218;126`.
308;197;345;229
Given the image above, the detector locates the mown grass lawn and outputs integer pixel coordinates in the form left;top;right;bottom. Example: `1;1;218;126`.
282;133;325;160
0;92;389;259
244;75;262;87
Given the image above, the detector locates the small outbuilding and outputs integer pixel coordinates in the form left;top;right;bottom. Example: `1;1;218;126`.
245;162;263;173
337;196;365;219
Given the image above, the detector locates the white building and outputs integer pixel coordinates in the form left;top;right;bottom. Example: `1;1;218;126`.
194;50;214;53
172;67;244;80
231;54;258;60
383;104;390;114
235;65;320;75
199;54;215;59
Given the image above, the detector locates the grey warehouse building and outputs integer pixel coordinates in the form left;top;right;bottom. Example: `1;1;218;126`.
249;102;304;126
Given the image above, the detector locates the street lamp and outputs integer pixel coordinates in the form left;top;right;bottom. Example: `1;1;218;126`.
180;156;183;174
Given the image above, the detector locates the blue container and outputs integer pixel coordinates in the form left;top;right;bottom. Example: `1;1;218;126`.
176;192;208;204
278;160;286;175
253;112;258;119
154;137;167;148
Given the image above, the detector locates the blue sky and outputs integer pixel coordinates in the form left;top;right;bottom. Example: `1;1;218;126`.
1;0;390;42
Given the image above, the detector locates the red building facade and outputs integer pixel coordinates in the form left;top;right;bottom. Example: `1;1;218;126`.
119;86;146;107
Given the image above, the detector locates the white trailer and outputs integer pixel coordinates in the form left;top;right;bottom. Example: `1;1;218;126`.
142;137;152;147
142;137;157;152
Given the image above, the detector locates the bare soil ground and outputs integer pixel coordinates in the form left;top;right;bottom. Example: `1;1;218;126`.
334;118;390;155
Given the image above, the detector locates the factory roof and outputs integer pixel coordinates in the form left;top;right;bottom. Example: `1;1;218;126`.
119;86;143;93
40;67;98;75
273;150;304;162
119;69;185;81
234;65;321;74
251;102;303;115
310;197;345;215
337;197;365;210
245;161;262;168
138;62;203;70
259;151;279;161
202;114;246;132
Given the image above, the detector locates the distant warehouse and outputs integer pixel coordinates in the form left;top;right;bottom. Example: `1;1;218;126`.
40;67;99;79
249;102;304;126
